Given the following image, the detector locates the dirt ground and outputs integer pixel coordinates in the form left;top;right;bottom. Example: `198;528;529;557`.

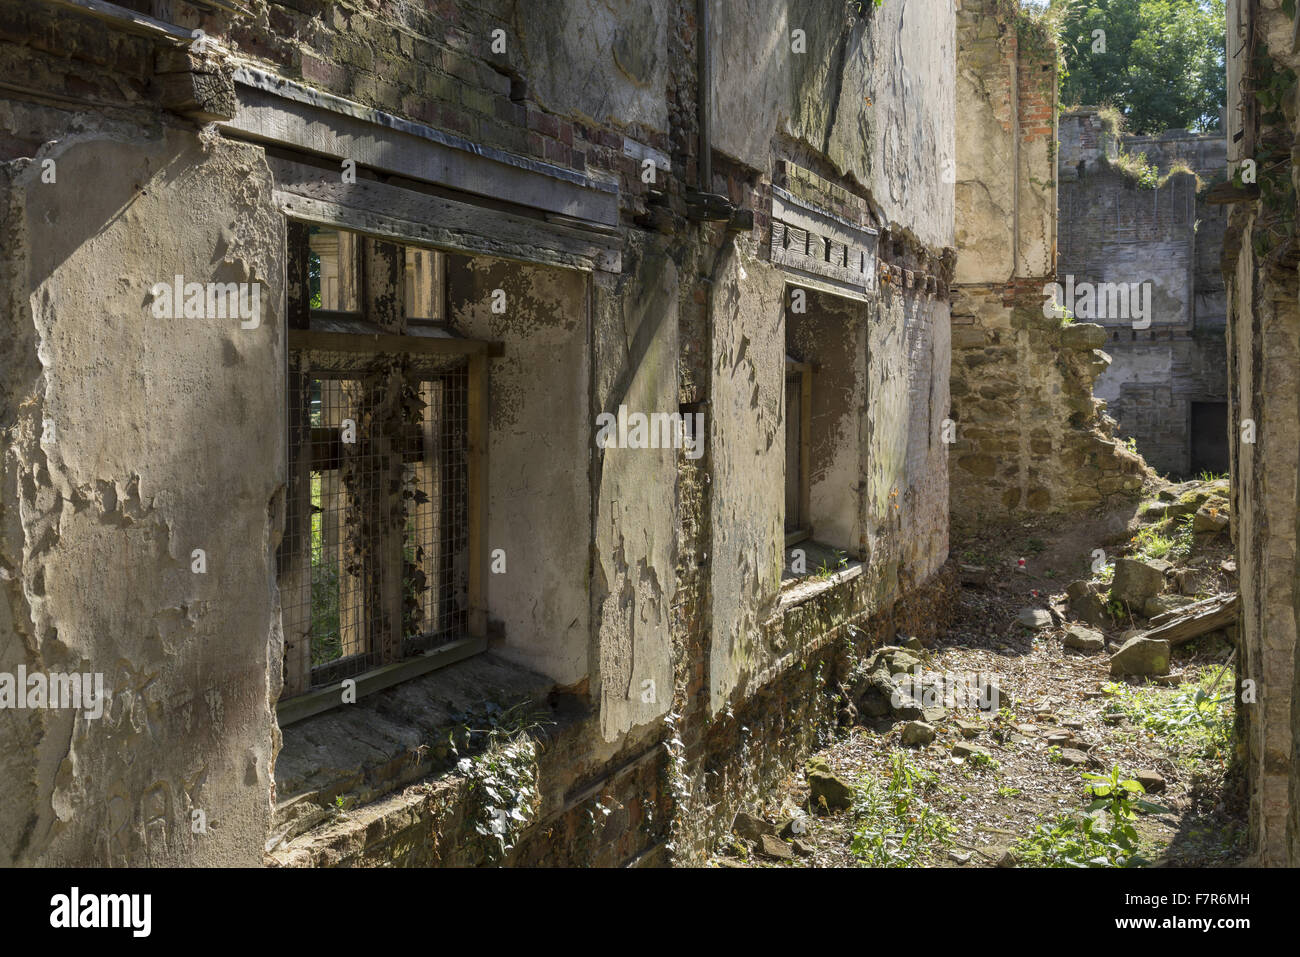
710;488;1248;869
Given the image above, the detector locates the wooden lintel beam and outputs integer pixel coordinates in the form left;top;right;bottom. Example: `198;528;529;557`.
43;0;192;44
288;328;498;358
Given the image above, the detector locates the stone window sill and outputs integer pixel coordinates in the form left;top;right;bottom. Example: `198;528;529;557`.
269;652;557;852
778;540;864;612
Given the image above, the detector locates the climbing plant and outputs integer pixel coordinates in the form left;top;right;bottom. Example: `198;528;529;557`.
450;702;551;863
1014;0;1077;98
1238;42;1297;262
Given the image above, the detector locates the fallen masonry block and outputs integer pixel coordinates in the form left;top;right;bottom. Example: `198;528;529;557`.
901;720;936;746
1135;770;1167;794
1063;624;1105;653
1110;558;1169;606
1017;607;1053;630
1109;636;1172;677
805;757;854;811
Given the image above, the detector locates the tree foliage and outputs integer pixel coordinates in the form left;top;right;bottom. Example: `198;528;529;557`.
1057;0;1226;134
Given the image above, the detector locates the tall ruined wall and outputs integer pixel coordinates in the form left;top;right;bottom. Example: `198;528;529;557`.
702;0;953;717
710;0;955;250
666;0;955;858
0;0;692;865
1058;110;1229;478
0;119;284;862
951;0;1147;534
1222;0;1300;867
0;0;954;867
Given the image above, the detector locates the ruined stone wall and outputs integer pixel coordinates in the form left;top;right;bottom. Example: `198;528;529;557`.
702;0;953;712
1221;0;1300;867
0;17;285;860
1058;109;1230;478
950;0;1148;534
0;0;955;867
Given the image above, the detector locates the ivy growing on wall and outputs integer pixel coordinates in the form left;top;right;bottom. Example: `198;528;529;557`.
1237;41;1297;261
1012;0;1073;100
448;702;551;863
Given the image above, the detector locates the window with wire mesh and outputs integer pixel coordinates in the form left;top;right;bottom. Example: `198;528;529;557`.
282;353;469;689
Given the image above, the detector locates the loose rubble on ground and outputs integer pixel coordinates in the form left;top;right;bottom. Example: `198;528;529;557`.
710;478;1246;868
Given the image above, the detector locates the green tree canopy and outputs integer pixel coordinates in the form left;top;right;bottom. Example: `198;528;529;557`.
1056;0;1226;134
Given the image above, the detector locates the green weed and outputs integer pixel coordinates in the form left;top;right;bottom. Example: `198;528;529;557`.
849;754;954;867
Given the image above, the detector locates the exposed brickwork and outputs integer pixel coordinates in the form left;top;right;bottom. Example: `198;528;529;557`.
1058;110;1229;478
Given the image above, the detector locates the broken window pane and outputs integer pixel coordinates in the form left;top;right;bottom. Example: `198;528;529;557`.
307;226;360;312
405;245;445;320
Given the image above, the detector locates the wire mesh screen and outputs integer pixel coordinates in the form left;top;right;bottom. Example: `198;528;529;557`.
282;352;469;692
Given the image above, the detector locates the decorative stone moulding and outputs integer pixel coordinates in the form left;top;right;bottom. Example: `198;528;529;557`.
768;170;879;302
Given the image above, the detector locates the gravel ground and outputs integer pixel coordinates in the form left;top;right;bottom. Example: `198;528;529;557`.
710;494;1248;869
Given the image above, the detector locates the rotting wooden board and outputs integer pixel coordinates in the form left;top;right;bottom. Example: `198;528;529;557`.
1144;593;1239;646
224;73;618;226
269;158;620;273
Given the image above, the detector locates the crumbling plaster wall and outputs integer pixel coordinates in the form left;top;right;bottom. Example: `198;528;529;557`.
710;0;955;249
954;0;1054;284
1226;226;1300;867
589;235;681;743
439;249;684;749
446;256;598;694
888;286;951;586
517;0;673;134
0;0;961;868
787;290;868;554
0;124;283;865
708;264;952;713
706;1;954;712
707;243;787;713
1222;0;1300;867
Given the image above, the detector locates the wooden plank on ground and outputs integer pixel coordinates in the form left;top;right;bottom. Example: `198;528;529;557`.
1144;593;1238;646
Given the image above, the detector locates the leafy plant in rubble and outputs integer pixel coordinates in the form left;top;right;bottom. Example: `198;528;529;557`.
1128;513;1194;564
1102;667;1233;767
967;750;1000;773
1014;764;1168;867
848;753;954;867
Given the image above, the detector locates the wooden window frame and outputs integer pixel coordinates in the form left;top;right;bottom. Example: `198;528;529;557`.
277;221;497;726
784;357;813;549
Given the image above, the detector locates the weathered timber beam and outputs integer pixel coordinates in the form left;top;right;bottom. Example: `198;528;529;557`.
43;0;192;44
